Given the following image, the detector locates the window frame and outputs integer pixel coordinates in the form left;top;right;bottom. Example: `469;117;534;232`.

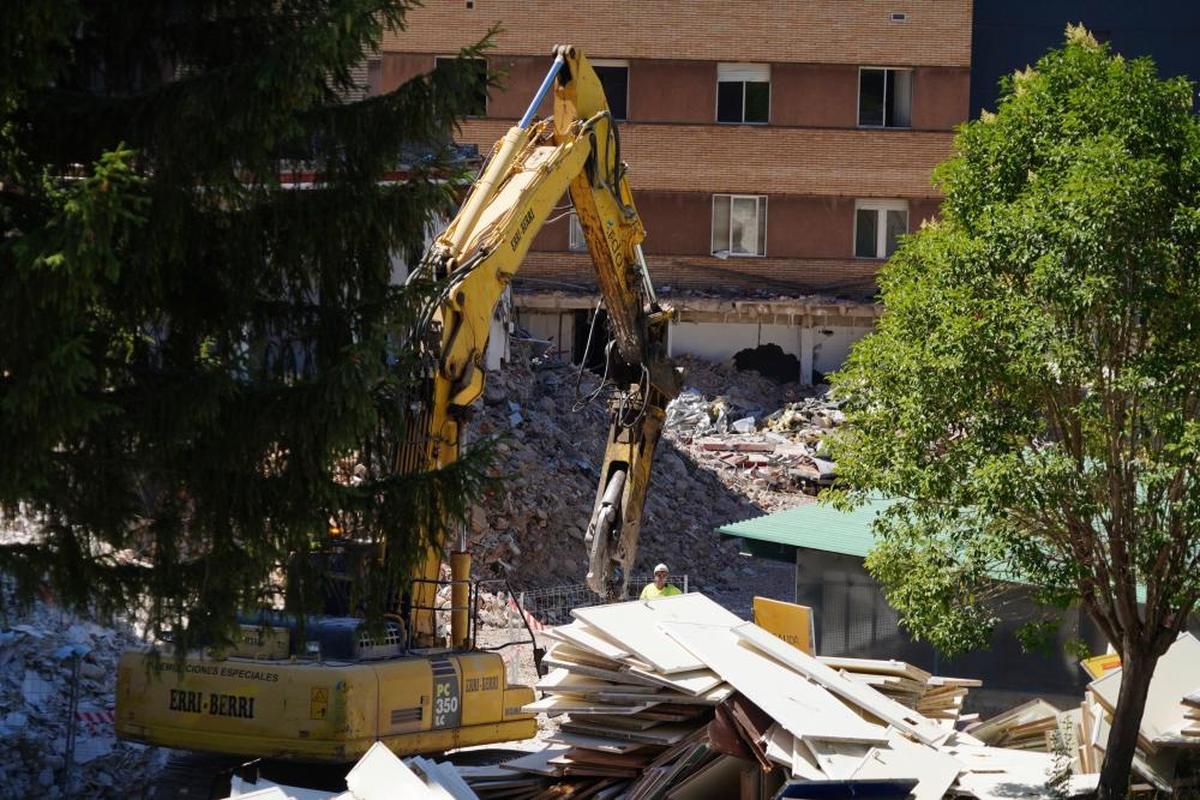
434;55;489;117
711;193;768;258
590;59;629;121
716;63;771;125
853;199;909;259
568;212;587;253
857;67;913;129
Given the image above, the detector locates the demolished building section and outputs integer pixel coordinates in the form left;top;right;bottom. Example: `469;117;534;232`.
468;349;847;590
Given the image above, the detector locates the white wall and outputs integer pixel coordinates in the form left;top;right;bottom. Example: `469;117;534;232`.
669;322;763;361
518;310;575;361
668;320;872;384
810;325;869;379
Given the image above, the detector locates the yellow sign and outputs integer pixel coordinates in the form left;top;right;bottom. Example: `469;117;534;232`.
310;687;329;720
752;597;815;655
1081;653;1121;680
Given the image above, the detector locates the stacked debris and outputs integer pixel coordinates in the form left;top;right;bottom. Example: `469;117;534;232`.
967;699;1062;751
0;591;166;799
487;593;1070;799
967;633;1200;792
817;656;980;730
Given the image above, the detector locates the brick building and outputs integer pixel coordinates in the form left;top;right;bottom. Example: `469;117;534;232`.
373;2;973;382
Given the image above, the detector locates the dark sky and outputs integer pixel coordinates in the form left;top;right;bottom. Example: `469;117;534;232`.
971;0;1200;117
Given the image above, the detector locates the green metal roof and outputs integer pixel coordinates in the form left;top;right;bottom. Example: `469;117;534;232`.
716;498;897;558
718;499;1148;602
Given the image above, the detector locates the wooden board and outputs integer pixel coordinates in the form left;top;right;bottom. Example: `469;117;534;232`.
926;676;983;688
499;746;572;777
552;621;632;662
762;724;793;768
624;666;724;697
663;754;742;800
344;742;433;799
851;731;962;800
660;621;888;745
546;732;650;755
522;695;657;715
597;683;732;707
578;713;664;731
803;739;871;779
541;656;664;688
535;667;661;695
791;736;825;781
546;642;625;671
1090;633;1200;741
733;622;947;746
572;593;741;674
562;720;696;746
817;655;932;684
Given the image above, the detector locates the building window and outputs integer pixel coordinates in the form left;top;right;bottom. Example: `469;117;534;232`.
568;213;587;252
712;195;767;257
854;200;908;258
858;68;911;128
434;56;488;116
717;64;770;124
591;59;628;121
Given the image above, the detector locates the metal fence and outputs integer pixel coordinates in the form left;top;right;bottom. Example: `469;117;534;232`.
471;576;689;686
510;574;690;627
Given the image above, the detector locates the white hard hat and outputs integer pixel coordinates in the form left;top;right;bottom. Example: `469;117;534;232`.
654;563;669;574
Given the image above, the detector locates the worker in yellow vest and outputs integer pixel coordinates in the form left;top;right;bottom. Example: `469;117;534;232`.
640;563;683;600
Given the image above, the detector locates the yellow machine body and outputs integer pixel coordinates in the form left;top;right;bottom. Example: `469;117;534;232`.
115;45;676;762
116;647;534;762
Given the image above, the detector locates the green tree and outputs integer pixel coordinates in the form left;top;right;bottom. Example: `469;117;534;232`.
0;2;494;653
830;27;1200;799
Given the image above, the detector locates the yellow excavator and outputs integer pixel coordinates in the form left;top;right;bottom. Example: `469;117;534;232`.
115;46;680;762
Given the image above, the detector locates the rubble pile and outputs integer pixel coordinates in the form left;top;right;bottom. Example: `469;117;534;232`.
467;347;851;593
468;348;756;592
663;356;845;512
0;590;165;799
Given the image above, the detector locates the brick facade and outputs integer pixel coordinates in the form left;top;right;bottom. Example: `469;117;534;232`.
377;1;971;300
382;2;972;67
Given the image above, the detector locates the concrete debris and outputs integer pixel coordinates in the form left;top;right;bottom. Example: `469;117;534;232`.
471;347;758;593
0;586;167;799
664;357;845;505
469;346;847;596
485;592;1078;800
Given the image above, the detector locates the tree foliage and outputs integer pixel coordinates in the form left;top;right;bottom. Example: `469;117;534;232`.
829;28;1200;793
0;1;495;652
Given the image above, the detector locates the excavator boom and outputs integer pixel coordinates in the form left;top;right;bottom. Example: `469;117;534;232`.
410;46;680;628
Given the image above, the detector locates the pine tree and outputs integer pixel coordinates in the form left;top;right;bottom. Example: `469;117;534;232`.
0;1;494;653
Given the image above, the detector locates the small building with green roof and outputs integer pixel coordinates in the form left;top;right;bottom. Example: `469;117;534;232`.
717;498;1109;712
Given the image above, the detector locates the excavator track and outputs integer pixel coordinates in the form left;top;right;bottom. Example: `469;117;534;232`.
151;752;238;799
152;753;351;799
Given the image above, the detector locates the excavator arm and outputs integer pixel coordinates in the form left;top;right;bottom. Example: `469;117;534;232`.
409;46;680;643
